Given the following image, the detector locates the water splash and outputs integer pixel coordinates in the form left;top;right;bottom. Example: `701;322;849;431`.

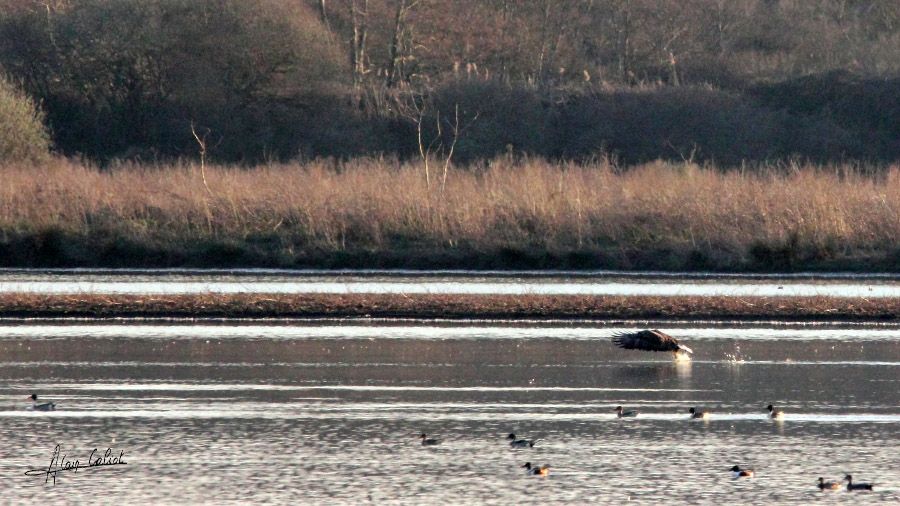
725;344;747;363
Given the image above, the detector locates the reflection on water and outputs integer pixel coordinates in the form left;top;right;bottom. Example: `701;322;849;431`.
0;322;897;503
612;361;693;385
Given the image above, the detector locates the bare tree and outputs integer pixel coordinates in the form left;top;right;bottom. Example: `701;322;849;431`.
712;0;738;57
440;104;461;193
385;0;420;88
349;0;369;87
615;0;632;82
409;96;435;190
318;0;330;31
532;0;571;86
398;93;478;193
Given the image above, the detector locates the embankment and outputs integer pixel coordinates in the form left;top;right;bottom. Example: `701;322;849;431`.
1;293;897;321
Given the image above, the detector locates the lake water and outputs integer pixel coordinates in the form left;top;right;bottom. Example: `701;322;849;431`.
1;321;897;504
1;269;900;297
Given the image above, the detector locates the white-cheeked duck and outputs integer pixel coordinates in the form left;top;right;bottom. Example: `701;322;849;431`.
730;465;755;478
30;394;55;411
688;407;710;419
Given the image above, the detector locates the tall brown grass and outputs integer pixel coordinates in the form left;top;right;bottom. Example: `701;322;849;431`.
1;157;899;270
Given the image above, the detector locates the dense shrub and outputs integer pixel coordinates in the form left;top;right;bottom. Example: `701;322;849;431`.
413;83;868;166
750;72;900;161
552;86;861;165
0;75;50;163
0;0;345;162
424;81;549;163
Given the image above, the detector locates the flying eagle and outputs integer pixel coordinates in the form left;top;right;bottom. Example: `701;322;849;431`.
611;329;693;359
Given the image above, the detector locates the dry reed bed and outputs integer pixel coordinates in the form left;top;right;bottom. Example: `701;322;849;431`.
0;293;897;320
1;158;899;268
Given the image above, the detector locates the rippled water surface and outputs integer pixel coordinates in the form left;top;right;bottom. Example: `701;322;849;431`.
1;322;898;504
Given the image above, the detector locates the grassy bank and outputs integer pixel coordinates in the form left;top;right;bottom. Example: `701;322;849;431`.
1;158;900;271
1;293;898;321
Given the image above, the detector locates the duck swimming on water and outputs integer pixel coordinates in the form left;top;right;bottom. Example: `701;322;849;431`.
30;394;55;411
817;477;841;490
730;465;754;478
688;407;710;419
522;462;550;476
419;434;440;446
766;404;784;420
844;474;874;491
507;433;537;448
615;406;638;418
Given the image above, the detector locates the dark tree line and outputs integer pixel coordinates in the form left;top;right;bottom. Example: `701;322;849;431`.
0;0;897;165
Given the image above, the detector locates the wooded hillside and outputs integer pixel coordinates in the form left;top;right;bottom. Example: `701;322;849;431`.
0;0;897;165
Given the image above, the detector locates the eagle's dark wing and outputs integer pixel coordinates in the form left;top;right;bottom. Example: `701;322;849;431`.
611;329;682;353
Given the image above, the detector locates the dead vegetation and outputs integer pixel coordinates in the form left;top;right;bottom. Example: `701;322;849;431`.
1;158;899;271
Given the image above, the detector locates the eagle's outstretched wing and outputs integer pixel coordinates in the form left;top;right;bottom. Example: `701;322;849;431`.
611;329;692;354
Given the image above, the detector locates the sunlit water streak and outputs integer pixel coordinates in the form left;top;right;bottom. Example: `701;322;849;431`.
7;316;900;330
4;383;711;392
1;359;897;367
2;324;900;341
2;280;900;297
3;267;900;279
1;268;900;297
0;321;897;503
2;410;899;423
